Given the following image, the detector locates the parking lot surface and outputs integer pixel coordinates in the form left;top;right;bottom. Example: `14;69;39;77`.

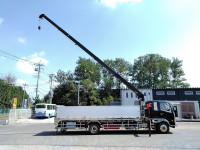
0;119;200;150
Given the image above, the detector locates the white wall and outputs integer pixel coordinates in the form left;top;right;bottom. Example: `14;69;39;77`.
121;89;153;106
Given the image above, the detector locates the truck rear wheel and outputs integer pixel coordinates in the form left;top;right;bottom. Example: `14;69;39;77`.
89;123;100;135
157;122;169;134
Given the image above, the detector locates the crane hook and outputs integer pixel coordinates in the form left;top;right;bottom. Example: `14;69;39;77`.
38;18;42;31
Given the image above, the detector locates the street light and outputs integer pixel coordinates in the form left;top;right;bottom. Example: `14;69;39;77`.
75;81;80;106
75;81;83;106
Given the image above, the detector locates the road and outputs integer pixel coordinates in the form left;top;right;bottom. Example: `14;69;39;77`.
0;120;200;150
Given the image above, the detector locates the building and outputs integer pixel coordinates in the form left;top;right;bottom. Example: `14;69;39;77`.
121;89;153;105
121;88;200;119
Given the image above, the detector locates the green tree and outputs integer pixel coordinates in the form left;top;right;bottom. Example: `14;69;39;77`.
101;58;131;89
74;57;101;86
43;93;50;103
132;54;189;88
170;57;190;88
0;79;29;108
80;79;102;106
55;70;74;84
52;81;77;106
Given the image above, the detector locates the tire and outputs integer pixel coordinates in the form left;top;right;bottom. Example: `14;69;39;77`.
157;122;169;134
89;123;100;135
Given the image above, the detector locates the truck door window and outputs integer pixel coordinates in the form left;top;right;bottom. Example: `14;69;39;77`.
160;102;171;112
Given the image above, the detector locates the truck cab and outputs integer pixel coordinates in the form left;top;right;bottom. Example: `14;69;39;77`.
145;101;176;133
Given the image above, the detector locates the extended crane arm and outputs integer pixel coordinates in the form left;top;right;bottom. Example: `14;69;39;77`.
38;14;144;101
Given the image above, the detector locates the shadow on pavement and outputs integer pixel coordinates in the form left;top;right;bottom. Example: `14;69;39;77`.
34;130;173;137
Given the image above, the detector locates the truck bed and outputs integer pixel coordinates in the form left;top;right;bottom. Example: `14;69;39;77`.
55;105;141;124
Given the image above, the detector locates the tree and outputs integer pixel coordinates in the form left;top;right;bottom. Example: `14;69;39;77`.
1;73;17;85
101;58;132;89
74;57;101;86
170;57;190;88
0;79;29;108
131;54;189;88
43;94;50;103
55;70;74;84
52;81;77;106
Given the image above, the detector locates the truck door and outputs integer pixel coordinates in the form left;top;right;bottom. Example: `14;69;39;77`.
156;102;175;126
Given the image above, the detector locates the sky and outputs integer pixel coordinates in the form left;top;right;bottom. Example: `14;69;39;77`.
0;0;200;99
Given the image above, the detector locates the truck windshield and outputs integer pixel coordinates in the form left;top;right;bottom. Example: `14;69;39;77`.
36;105;46;108
160;102;171;112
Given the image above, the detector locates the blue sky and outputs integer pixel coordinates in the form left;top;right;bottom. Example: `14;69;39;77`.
0;0;200;99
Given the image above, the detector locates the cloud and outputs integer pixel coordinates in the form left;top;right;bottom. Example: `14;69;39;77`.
31;51;46;58
16;78;27;85
17;57;36;74
16;52;48;74
18;37;26;44
1;56;6;60
0;17;3;25
99;0;142;8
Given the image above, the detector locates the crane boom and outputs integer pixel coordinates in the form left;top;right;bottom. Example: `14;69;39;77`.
38;14;144;101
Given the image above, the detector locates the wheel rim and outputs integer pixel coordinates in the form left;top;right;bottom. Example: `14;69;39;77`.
91;125;98;134
160;124;167;133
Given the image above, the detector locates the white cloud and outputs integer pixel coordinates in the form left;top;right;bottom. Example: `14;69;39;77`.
100;0;142;8
31;51;46;58
18;37;26;44
0;17;4;25
17;57;36;74
31;57;48;65
16;55;48;75
16;78;26;85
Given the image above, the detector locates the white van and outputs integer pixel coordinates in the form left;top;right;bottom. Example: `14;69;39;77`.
35;103;56;118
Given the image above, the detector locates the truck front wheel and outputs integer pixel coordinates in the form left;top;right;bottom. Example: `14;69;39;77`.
89;124;100;135
157;122;169;134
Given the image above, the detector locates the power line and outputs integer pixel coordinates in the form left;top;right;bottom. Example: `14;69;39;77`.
0;53;27;64
38;87;48;93
43;66;52;74
40;70;49;77
0;49;36;65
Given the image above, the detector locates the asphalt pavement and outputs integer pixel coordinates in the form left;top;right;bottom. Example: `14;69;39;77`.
0;119;200;150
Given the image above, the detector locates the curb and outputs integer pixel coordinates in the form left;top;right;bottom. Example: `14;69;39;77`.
176;119;200;122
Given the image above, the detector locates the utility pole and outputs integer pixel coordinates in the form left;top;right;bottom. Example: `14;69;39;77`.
22;82;26;109
35;61;44;99
49;74;54;104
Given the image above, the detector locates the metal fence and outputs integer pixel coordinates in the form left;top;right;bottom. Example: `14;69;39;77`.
0;108;10;125
0;108;31;124
0;108;10;119
9;109;31;123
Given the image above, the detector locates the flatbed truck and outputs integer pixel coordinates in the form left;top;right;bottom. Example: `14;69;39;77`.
38;14;176;135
